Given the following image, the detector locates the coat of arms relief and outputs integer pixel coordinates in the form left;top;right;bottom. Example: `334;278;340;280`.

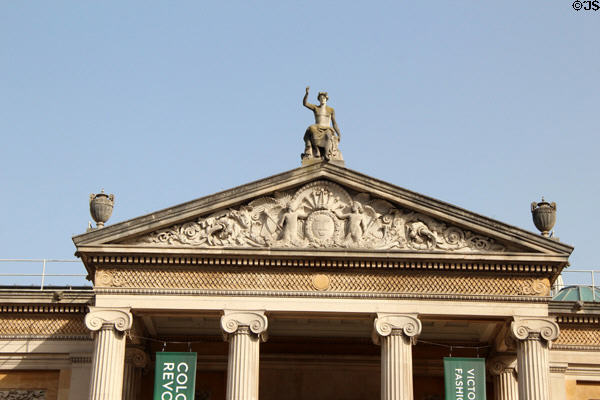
129;181;508;252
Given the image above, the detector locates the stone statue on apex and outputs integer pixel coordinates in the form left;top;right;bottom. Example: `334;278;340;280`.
302;86;344;164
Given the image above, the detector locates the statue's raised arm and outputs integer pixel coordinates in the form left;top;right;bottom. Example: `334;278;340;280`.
300;87;344;166
303;86;315;110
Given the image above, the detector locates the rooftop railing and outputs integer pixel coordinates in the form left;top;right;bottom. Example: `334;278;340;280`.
0;259;598;298
0;259;89;290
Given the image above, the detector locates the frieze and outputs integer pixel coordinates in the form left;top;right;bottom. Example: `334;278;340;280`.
0;315;88;338
94;267;550;297
554;325;600;348
127;181;509;252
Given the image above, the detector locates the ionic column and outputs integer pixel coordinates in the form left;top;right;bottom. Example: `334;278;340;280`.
122;347;149;400
373;313;422;400
85;307;133;400
510;317;560;400
221;310;268;400
487;356;518;400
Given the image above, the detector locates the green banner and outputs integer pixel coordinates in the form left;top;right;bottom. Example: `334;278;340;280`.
444;357;486;400
154;352;197;400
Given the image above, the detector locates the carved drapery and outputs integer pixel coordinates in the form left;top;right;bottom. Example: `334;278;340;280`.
221;311;268;400
85;307;133;400
510;317;559;400
373;314;422;400
128;181;509;252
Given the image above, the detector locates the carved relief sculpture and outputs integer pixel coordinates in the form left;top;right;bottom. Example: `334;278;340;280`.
130;181;508;252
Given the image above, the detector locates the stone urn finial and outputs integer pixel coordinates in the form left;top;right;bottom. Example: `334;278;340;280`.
89;189;115;229
531;197;556;237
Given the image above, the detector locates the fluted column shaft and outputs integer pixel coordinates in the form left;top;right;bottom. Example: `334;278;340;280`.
488;357;518;400
495;369;518;400
221;311;268;400
122;348;149;400
85;307;133;400
510;317;559;400
373;314;422;400
517;336;549;400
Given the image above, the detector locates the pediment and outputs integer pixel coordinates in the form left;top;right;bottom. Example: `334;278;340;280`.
73;163;573;258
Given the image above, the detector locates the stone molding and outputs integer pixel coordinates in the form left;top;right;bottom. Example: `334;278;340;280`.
373;313;422;345
221;310;268;341
549;363;568;374
96;287;551;305
510;317;559;343
556;315;600;324
70;353;93;364
126;181;510;252
0;304;87;313
85;255;561;274
84;307;133;332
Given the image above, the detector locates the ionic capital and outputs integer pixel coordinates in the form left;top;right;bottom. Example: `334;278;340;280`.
487;355;517;376
85;307;133;332
510;317;559;343
125;347;149;368
373;313;422;344
221;310;268;341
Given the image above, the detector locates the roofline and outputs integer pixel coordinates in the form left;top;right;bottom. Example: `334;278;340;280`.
73;163;574;255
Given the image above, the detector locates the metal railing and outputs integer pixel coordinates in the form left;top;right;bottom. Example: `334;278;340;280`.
0;259;88;290
0;259;598;298
554;269;599;301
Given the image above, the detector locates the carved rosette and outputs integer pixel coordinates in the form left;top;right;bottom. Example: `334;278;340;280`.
128;181;509;253
221;311;268;341
520;279;550;296
510;317;560;344
85;307;133;333
373;314;422;345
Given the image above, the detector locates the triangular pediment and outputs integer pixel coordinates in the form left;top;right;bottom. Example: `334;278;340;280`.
73;163;573;259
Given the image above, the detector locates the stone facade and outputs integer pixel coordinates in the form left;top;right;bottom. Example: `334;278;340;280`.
2;163;599;400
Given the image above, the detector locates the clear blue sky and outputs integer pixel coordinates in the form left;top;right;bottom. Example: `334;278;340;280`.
1;2;598;285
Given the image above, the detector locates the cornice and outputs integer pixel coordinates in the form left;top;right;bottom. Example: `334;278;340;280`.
0;304;87;314
0;334;91;341
79;252;562;274
555;315;600;325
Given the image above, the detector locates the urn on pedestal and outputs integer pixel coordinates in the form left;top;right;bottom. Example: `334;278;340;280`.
89;189;115;229
531;197;556;237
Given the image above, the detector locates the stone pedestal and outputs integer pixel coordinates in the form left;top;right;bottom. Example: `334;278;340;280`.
373;314;422;400
122;347;149;400
85;307;133;400
221;311;268;400
510;317;560;400
488;356;518;400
